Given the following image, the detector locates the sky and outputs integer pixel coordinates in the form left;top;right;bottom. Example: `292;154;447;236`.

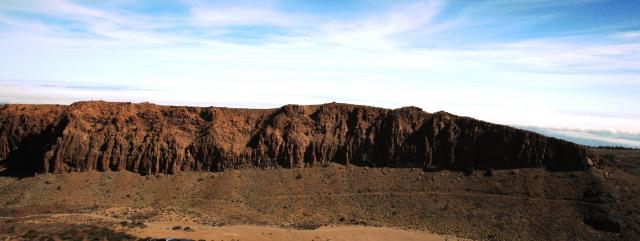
0;0;639;147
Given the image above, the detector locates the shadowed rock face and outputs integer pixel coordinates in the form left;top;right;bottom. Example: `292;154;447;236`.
0;101;594;175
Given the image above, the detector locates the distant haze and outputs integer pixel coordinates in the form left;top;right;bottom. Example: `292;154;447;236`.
0;1;639;147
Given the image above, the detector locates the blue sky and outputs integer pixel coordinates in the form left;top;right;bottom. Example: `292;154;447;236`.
0;0;639;147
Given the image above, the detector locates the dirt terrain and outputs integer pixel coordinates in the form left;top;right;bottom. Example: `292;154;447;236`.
0;149;638;240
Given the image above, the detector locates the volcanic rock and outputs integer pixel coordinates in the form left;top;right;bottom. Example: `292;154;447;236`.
0;101;595;175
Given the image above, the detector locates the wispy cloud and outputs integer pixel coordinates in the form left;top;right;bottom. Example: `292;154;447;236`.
313;1;445;48
613;31;640;40
518;126;640;148
188;3;305;28
1;0;187;45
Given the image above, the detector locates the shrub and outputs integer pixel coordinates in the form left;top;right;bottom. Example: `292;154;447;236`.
601;153;616;163
483;169;493;177
291;222;321;230
463;166;474;176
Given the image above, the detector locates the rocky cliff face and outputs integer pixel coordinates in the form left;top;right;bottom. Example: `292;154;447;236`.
0;101;595;175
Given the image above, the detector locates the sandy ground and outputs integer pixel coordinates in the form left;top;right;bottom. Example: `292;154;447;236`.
0;210;473;241
129;222;473;241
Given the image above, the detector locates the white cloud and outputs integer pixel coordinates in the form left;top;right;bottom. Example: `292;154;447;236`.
0;0;187;44
0;0;639;136
518;125;640;148
612;31;640;40
315;1;445;48
189;5;303;27
459;40;640;74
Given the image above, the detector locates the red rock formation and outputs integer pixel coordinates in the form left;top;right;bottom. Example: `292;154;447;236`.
0;101;595;175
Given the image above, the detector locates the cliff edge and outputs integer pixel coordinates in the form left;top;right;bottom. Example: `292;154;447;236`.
0;101;595;175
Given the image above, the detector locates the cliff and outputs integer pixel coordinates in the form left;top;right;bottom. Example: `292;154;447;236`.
0;101;595;175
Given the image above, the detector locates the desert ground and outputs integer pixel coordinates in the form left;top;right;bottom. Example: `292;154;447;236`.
0;149;638;241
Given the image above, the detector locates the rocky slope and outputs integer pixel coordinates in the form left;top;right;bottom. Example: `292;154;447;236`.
0;101;595;175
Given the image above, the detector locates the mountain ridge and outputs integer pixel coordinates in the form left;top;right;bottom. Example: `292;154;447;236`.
0;101;596;176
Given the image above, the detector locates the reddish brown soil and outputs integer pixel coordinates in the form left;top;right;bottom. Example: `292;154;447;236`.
0;149;638;240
